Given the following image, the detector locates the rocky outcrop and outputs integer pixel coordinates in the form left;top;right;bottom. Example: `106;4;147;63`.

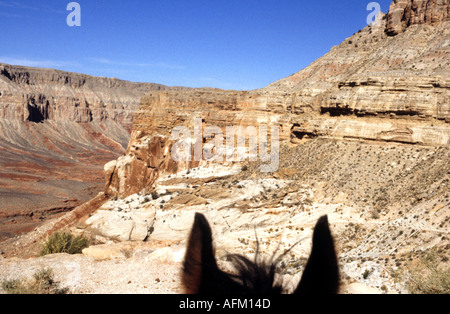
103;0;449;198
103;89;287;196
106;88;449;197
79;141;449;293
385;0;450;36
266;6;449;122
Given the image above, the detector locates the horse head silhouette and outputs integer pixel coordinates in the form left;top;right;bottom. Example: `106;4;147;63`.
182;213;339;294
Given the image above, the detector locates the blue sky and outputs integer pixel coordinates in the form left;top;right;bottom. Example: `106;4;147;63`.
0;0;392;90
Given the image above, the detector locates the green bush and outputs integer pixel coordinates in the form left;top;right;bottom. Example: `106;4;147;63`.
40;231;90;256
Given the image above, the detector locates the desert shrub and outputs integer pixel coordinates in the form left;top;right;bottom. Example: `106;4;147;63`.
151;191;159;200
2;268;69;294
370;208;380;219
40;231;89;256
1;279;24;294
362;269;373;279
404;249;450;294
142;196;151;203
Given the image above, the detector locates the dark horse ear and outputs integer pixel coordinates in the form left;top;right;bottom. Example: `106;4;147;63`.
182;213;221;294
294;215;340;294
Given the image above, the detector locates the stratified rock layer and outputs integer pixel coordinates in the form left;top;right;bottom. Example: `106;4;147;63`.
0;63;173;130
266;2;449;122
105;0;449;198
0;64;183;241
385;0;450;36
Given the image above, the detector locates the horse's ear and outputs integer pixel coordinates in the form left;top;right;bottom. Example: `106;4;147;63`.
182;213;220;294
294;215;340;294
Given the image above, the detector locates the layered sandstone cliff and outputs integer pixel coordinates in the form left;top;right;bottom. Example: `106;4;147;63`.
0;64;181;240
266;1;449;121
385;0;450;36
0;63;174;130
105;0;449;198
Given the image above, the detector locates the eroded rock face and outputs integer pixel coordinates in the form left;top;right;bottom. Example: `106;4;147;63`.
385;0;450;36
104;1;450;198
104;135;182;197
266;8;449;122
0;63;172;130
0;64;185;241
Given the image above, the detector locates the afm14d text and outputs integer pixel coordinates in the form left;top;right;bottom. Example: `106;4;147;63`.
179;298;271;311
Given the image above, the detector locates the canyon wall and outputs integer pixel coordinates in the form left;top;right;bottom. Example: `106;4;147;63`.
105;0;450;198
265;0;449;121
0;63;174;130
0;64;181;240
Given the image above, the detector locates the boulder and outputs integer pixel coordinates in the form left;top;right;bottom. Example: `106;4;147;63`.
84;206;156;242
